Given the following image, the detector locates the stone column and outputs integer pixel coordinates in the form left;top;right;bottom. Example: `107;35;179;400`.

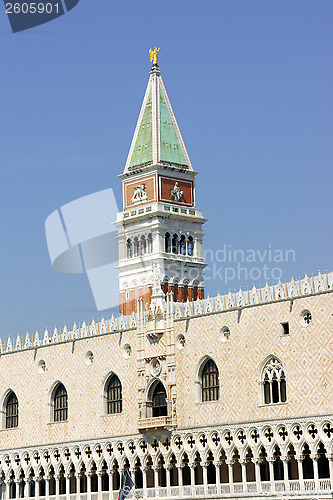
328;455;333;490
97;472;103;500
214;462;221;495
107;471;114;500
15;481;19;500
254;458;262;494
282;456;290;491
65;475;71;498
152;466;159;490
165;465;172;497
296;456;304;491
226;460;234;495
87;472;92;500
75;473;81;498
176;465;183;497
55;474;60;500
267;458;275;493
240;459;247;494
189;464;195;494
4;481;10;500
141;467;147;498
312;455;319;491
202;462;208;496
45;476;50;499
24;480;30;499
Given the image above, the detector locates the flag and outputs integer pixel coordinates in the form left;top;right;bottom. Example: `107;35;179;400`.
118;472;134;500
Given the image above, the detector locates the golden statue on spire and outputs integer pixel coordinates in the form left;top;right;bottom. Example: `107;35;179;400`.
149;47;160;65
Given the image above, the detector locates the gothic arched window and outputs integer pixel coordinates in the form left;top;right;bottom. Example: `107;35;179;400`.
152;382;167;417
6;391;18;429
172;234;179;254
188;236;194;256
180;235;186;255
165;233;171;253
133;237;139;257
127;239;133;258
202;359;219;402
262;357;286;404
54;384;68;422
107;375;122;414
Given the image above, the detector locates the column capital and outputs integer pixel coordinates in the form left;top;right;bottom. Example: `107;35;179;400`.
152;466;160;472
239;459;248;465
141;466;149;473
266;457;275;463
225;459;234;466
311;454;319;462
253;457;263;465
295;455;304;462
214;461;222;467
281;455;291;462
202;462;209;469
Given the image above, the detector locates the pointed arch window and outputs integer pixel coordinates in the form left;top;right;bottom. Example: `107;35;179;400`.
54;384;68;422
172;234;179;254
152;382;167;417
133;237;139;257
107;375;122;414
165;233;171;253
6;391;18;429
202;359;219;402
180;235;186;255
262;357;286;404
188;236;194;256
127;239;133;258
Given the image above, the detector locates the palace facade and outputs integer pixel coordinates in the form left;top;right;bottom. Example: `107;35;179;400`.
0;57;332;500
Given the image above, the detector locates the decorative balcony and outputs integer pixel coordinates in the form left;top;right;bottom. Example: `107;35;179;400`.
137;415;176;432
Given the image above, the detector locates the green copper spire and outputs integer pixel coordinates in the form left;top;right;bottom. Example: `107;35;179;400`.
124;61;192;173
129;89;152;168
159;84;187;166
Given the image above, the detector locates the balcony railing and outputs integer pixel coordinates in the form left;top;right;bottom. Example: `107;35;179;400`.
10;479;333;500
137;415;176;431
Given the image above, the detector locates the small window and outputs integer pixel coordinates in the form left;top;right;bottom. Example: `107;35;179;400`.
202;359;219;402
107;375;122;414
6;392;18;429
281;322;289;335
54;384;68;422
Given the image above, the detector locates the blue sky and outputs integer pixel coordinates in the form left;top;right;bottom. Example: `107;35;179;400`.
0;0;332;339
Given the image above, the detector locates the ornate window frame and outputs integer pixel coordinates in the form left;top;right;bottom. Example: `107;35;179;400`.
259;356;287;406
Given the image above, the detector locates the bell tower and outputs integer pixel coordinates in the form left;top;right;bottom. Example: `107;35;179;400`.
115;51;206;315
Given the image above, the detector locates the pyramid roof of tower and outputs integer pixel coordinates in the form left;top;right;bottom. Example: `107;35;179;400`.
123;63;192;174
